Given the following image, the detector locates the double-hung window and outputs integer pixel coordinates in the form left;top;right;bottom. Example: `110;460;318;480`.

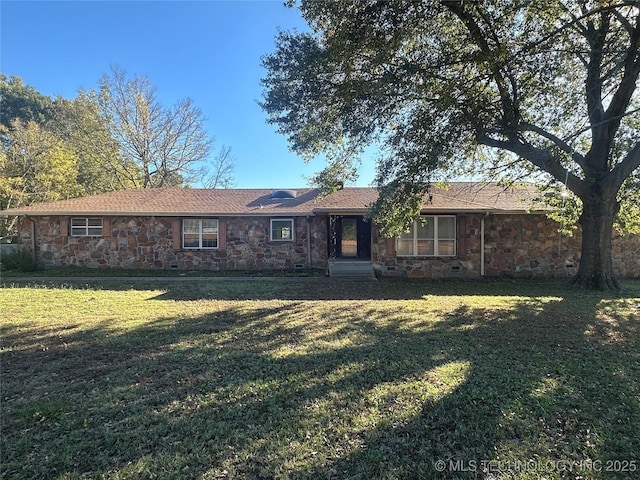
270;219;294;241
397;216;456;256
71;218;103;236
183;219;218;249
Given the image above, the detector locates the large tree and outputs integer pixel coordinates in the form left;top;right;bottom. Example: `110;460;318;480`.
0;120;84;234
0;76;140;235
261;0;640;290
98;66;213;188
0;74;54;129
51;92;141;193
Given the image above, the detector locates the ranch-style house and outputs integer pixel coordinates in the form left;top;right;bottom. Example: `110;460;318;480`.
2;183;639;279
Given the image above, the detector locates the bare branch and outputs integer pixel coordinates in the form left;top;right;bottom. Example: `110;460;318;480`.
202;145;235;189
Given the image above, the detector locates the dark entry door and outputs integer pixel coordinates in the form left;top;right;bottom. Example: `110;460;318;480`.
329;215;372;259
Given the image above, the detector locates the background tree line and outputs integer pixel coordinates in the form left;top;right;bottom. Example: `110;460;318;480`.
0;67;234;235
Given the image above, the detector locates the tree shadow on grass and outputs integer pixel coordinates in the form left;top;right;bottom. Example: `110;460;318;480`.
1;283;638;479
6;277;637;301
300;292;640;479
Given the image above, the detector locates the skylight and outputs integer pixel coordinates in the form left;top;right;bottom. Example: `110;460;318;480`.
271;190;297;199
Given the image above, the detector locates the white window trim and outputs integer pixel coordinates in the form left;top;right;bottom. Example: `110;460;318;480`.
182;218;219;250
270;218;295;242
70;218;103;237
396;215;456;257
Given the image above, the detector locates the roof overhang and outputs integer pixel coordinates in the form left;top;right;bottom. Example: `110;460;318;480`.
1;208;549;217
312;208;370;215
0;210;318;217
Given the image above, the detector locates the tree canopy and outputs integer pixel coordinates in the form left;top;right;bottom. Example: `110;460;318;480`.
0;120;84;233
97;66;214;188
0;74;55;129
262;0;640;290
1;72;235;235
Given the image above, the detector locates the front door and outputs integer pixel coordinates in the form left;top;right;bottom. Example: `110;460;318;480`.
328;215;372;259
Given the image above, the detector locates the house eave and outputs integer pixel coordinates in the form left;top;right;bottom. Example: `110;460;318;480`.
312;208;370;215
1;207;547;217
312;207;548;216
486;209;550;215
0;210;318;217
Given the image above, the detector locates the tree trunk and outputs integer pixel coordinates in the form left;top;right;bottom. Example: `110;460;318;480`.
570;193;621;291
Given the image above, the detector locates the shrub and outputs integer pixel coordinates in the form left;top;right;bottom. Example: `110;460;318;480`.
0;247;41;272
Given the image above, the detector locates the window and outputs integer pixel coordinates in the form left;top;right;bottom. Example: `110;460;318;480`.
396;216;456;256
71;218;103;236
271;218;294;241
183;219;218;249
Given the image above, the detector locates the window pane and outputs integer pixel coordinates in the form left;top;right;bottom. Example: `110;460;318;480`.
438;217;455;239
202;219;218;233
70;218;103;236
183;234;200;248
399;229;413;240
396;239;414;256
71;218;87;227
202;219;218;248
182;219;219;248
202;234;217;248
416;219;434;239
183;219;199;234
417;240;434;256
272;220;293;240
437;240;456;256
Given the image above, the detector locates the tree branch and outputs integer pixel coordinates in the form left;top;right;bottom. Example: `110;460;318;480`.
604;8;640;123
510;1;640;65
444;2;519;128
584;11;609;130
607;141;640;189
520;122;587;169
563;108;640;145
477;131;587;197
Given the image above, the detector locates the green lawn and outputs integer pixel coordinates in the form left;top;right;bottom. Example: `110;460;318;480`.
1;278;639;479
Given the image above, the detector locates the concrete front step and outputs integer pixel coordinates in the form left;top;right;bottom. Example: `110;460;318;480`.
328;260;376;279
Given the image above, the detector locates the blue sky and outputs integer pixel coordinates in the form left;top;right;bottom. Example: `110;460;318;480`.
0;0;377;188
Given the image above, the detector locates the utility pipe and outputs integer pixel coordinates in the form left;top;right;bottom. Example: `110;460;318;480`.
306;216;312;266
26;215;37;264
480;213;486;277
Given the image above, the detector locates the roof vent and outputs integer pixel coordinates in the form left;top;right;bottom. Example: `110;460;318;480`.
271;189;297;199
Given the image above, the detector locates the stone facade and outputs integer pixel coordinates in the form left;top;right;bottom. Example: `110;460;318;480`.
17;215;328;271
15;212;640;278
372;213;640;279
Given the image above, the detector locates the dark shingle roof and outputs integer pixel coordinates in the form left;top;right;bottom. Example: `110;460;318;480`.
0;183;544;216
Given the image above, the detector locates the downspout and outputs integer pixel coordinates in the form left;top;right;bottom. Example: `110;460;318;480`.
306;216;312;267
26;215;37;265
480;213;486;277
